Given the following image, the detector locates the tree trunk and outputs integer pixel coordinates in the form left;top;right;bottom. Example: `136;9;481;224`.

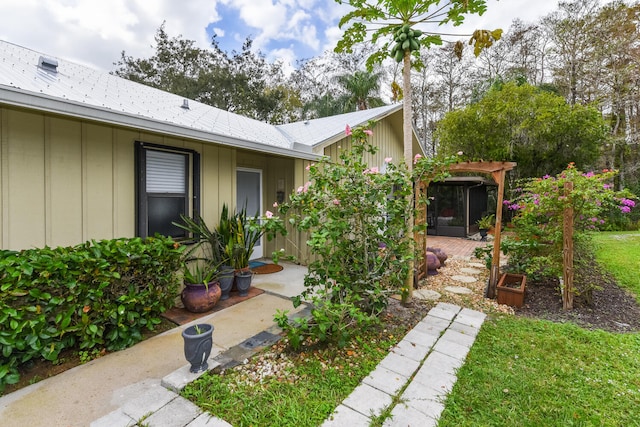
562;181;574;310
403;49;414;304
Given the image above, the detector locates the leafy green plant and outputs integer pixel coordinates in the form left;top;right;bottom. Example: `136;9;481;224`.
219;204;263;270
263;122;456;348
0;236;184;392
182;261;218;285
173;213;225;266
476;214;495;230
503;164;636;302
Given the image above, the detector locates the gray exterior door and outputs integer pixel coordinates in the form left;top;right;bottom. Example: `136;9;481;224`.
236;168;263;259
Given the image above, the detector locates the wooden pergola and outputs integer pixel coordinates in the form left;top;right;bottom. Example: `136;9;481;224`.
418;161;516;299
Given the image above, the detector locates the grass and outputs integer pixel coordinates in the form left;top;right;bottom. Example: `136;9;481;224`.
183;231;640;426
439;230;640;426
593;231;640;303
438;316;640;426
181;313;412;427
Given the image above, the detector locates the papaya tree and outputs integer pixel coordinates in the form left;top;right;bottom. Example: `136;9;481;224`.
334;0;502;301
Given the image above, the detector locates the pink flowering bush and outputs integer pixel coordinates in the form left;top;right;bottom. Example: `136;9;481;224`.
501;163;636;303
264;121;456;348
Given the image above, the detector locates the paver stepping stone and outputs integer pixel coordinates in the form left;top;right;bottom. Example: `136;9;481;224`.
460;267;481;275
444;286;473;295
468;262;485;268
414;289;441;300
451;275;477;283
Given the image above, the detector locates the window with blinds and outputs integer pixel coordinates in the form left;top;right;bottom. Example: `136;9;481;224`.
136;143;200;239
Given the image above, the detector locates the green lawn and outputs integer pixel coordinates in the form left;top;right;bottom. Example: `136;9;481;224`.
439;230;640;426
593;231;640;303
438;317;640;426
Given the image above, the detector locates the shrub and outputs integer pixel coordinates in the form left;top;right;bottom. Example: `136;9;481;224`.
0;236;183;392
267;122;456;348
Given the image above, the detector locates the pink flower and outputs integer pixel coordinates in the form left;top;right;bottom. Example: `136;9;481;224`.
413;154;422;164
273;202;278;208
457;151;463;156
364;129;373;136
345;125;352;136
363;167;379;175
333;199;340;205
297;186;304;194
265;211;274;219
384;157;392;163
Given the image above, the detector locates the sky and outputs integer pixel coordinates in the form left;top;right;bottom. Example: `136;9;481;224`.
0;0;602;75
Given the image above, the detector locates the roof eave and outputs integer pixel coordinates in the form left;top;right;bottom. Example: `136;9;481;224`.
0;86;320;161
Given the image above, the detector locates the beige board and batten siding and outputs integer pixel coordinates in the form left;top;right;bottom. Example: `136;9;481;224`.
0;106;238;251
274;119;405;264
322;118;404;169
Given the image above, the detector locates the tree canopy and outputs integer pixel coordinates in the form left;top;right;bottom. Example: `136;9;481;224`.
436;82;607;179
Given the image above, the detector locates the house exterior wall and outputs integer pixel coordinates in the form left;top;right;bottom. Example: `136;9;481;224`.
322;118;404;166
0;106;275;251
273;117;405;264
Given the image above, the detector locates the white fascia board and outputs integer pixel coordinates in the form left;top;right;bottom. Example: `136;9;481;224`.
0;86;320;161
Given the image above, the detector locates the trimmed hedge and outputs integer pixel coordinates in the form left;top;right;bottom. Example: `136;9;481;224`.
0;236;184;392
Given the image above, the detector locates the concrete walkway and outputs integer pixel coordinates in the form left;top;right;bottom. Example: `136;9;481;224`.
88;302;484;427
0;244;487;426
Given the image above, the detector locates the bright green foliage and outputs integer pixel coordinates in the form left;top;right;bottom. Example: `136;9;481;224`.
334;0;496;69
501;164;636;301
269;124;413;348
264;123;456;348
436;82;608;179
439;316;640;426
0;237;184;392
593;231;640;303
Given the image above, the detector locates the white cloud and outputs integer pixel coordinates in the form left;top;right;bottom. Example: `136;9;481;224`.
0;0;618;75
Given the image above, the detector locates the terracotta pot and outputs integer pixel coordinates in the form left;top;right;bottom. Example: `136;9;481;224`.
496;273;526;308
181;281;221;313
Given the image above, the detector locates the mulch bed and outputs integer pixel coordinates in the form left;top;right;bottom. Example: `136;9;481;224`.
515;265;640;333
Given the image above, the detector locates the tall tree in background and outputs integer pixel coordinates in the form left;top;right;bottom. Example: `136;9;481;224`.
436;82;607;180
334;0;501;301
336;70;385;110
113;24;296;124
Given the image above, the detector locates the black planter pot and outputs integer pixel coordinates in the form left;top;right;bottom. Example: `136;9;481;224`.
235;271;253;297
218;266;235;301
182;323;213;373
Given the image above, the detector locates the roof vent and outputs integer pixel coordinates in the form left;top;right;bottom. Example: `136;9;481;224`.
38;56;58;73
181;99;190;110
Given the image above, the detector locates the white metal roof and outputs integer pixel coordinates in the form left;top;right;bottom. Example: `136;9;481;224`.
276;104;402;148
0;40;405;160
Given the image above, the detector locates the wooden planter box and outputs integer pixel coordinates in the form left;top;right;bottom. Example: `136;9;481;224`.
496;273;526;308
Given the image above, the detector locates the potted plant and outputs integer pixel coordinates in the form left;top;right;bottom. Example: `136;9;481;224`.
174;209;239;299
181;262;221;313
220;204;264;295
496;272;526;308
181;323;213;373
476;214;495;241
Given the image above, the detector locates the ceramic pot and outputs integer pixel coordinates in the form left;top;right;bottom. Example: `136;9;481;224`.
181;281;221;313
426;251;440;275
218;266;235;301
182;323;213;373
235;271;253;297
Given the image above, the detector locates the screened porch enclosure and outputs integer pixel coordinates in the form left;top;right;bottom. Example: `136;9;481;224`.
426;177;496;237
